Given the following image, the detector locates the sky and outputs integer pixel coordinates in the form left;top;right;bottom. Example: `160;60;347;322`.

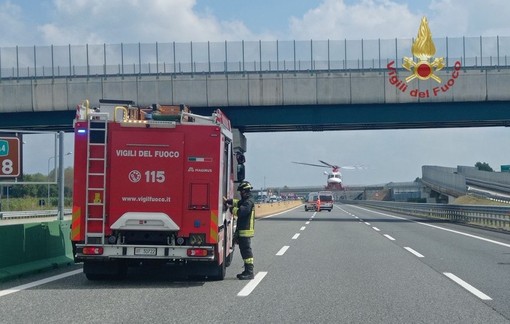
4;0;510;189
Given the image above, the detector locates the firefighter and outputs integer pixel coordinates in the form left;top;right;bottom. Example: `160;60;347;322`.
225;181;255;280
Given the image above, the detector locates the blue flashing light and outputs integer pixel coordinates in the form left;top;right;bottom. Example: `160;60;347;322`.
77;129;86;134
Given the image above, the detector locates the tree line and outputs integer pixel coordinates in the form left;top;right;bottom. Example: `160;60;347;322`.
0;167;74;199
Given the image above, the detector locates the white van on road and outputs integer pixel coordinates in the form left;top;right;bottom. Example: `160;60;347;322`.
317;191;334;212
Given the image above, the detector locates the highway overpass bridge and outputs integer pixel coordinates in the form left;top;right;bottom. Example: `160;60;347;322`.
1;37;510;133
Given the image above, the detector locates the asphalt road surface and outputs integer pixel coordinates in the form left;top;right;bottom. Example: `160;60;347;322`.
1;203;509;323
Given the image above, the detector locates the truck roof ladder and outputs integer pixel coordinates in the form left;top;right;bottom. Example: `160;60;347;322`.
84;112;109;244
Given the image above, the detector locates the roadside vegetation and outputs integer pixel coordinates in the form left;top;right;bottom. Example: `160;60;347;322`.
453;195;509;206
0;167;73;211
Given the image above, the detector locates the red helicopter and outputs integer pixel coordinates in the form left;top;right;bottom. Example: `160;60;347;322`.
292;160;363;190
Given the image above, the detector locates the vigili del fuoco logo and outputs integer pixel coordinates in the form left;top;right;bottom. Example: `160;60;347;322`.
387;17;462;98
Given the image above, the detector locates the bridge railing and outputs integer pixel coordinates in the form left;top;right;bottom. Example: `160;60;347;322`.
1;37;510;79
344;200;510;232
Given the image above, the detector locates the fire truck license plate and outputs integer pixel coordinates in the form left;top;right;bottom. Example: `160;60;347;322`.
134;247;157;256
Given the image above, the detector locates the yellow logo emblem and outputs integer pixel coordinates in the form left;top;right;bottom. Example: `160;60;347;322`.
403;17;445;83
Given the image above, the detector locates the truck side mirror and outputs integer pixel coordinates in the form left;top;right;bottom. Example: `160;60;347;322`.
235;152;246;182
237;164;245;182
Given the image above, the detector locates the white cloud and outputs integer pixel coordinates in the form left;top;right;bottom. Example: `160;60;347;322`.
3;0;510;46
286;0;510;41
0;2;32;46
36;0;256;45
429;0;510;37
288;0;421;40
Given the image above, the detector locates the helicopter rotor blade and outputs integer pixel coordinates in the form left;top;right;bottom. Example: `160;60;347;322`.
292;161;328;168
294;160;367;170
318;160;336;168
342;164;368;170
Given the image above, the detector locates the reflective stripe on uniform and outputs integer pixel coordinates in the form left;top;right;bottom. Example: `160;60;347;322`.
238;208;255;237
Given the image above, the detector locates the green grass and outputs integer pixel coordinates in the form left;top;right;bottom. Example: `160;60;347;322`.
0;197;72;211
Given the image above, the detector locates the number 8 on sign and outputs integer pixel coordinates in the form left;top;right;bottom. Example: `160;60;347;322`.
0;138;20;177
2;159;13;175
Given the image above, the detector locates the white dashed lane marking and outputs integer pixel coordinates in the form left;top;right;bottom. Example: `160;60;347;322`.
404;247;424;258
276;246;290;256
238;272;268;297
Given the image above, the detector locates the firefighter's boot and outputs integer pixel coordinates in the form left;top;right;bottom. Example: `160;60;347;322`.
237;263;254;280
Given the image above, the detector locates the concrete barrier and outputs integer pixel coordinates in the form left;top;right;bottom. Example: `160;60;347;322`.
0;220;74;282
255;200;303;217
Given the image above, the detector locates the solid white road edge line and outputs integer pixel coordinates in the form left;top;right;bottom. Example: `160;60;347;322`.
443;272;492;300
0;269;83;298
352;205;510;248
404;246;425;258
238;271;268;297
276;246;290;256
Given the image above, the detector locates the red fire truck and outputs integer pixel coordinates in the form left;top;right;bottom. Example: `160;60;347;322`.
71;99;241;280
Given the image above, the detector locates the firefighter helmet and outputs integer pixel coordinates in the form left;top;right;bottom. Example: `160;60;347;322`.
237;181;253;192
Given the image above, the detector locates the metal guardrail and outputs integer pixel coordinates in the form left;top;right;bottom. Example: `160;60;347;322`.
0;209;72;220
466;178;510;199
420;179;467;198
344;200;510;232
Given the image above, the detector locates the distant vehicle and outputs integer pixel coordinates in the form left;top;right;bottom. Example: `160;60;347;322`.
317;191;334;212
304;192;319;211
268;195;279;203
292;160;364;190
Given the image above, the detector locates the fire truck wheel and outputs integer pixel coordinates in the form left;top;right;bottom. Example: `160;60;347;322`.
208;259;226;281
225;227;235;267
208;235;227;281
225;246;234;267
